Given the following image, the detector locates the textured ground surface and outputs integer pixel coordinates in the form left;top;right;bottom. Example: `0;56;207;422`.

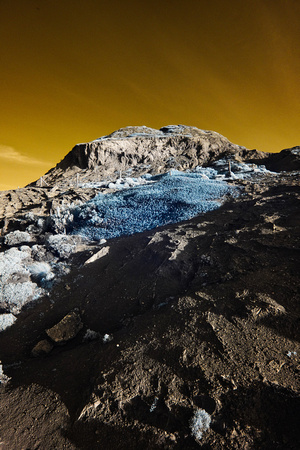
0;127;299;449
0;171;299;449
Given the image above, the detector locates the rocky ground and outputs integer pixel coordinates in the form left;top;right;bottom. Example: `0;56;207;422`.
0;127;299;449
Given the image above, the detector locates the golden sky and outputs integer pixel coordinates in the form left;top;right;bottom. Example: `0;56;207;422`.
1;0;299;190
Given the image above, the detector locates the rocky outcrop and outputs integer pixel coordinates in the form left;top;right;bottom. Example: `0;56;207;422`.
263;146;300;172
41;125;267;186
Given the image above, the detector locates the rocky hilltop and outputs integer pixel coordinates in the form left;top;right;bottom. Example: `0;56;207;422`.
0;126;299;449
40;125;267;187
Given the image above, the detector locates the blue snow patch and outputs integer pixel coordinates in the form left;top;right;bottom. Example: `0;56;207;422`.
68;171;239;241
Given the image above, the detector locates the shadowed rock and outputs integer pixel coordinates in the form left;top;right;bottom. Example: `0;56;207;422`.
46;310;83;344
31;339;53;357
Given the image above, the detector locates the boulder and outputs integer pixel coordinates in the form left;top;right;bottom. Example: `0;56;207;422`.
46;234;79;259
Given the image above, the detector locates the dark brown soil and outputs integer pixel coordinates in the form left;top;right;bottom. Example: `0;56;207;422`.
1;172;299;449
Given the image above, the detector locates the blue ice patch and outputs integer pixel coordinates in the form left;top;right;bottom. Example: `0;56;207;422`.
68;171;238;241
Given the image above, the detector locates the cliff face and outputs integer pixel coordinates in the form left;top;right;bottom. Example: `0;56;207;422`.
43;125;266;185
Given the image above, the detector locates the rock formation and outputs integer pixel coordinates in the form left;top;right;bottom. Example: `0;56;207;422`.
40;125;266;187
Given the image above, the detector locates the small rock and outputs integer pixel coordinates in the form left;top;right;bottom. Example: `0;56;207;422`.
37;218;45;229
46;234;80;259
84;246;110;264
4;230;32;246
31;339;54;357
31;244;49;262
46;310;83;344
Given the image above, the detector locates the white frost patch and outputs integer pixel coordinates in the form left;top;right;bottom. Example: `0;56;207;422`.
0;247;31;282
0;313;17;332
80;176;154;190
2;282;44;314
83;329;100;341
190;408;211;440
107;176;154;190
103;333;113;343
0;364;11;384
195;159;275;180
28;262;54;281
0;248;45;314
287;351;297;358
20;245;32;253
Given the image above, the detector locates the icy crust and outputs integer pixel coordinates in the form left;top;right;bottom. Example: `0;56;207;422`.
67;170;238;241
